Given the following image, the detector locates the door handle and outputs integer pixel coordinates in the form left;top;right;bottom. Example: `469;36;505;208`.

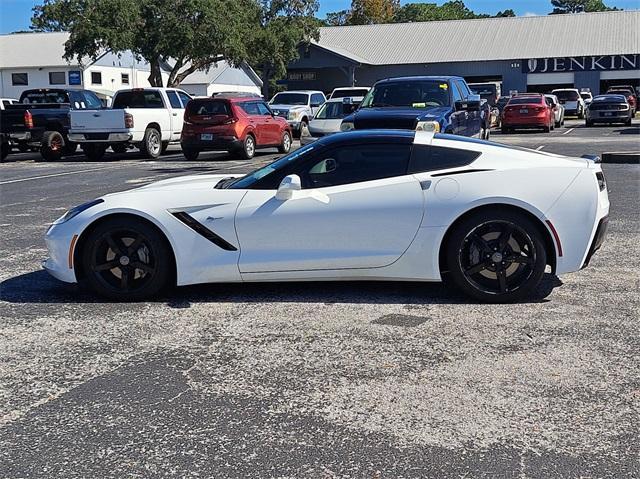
172;112;178;116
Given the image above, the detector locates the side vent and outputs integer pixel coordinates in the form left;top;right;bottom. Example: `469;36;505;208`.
170;211;237;251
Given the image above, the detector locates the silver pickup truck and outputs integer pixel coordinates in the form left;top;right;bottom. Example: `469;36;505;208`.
268;90;326;137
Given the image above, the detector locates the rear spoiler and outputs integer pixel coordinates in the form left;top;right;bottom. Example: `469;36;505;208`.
581;154;601;163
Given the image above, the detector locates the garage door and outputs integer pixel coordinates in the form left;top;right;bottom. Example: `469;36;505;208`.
601;70;640;80
527;72;575;85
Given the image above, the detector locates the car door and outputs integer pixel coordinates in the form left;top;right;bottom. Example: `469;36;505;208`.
257;101;281;145
450;82;467;136
234;142;424;273
239;101;267;145
455;80;482;137
165;90;185;141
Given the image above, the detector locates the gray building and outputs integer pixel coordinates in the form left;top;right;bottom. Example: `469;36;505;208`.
286;10;640;96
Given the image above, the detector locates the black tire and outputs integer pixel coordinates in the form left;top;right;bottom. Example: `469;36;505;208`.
585;120;593;127
80;216;172;300
139;127;162;159
39;131;65;161
236;134;255;160
543;123;551;133
501;127;510;134
278;131;292;154
161;141;169;155
445;209;547;303
111;143;128;154
1;142;9;161
578;107;585;119
182;147;200;161
296;120;308;139
625;117;632;126
18;143;29;153
555;120;561;128
82;143;107;161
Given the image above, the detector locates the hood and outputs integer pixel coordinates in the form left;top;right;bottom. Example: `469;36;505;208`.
346;106;450;130
269;104;306;111
101;174;243;198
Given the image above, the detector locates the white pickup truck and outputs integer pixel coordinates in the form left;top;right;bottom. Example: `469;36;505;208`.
69;87;193;160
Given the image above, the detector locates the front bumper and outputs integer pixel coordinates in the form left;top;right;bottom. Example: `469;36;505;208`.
43;225;78;283
68;132;132;143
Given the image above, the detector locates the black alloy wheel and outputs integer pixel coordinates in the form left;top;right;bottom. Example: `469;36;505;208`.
446;211;547;303
82;218;170;300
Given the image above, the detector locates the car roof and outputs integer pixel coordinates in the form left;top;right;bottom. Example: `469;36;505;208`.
275;90;322;94
551;88;579;92
332;86;370;90
324;96;364;103
376;76;464;84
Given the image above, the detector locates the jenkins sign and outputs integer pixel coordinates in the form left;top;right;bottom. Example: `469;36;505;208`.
523;55;638;73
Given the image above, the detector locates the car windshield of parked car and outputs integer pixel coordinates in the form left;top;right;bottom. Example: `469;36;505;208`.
470;85;496;99
270;93;309;105
21;91;68;104
314;101;360;119
225;143;317;189
360;80;451;108
331;89;368;99
508;97;543;105
553;90;579;101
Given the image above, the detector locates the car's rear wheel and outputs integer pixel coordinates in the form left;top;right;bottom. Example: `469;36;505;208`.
81;217;171;300
586;120;593;127
139;127;162;159
278;131;292;153
1;141;9;161
236;134;255;160
501;126;511;134
182;147;200;161
445;209;547;303
82;143;107;161
39;131;65;161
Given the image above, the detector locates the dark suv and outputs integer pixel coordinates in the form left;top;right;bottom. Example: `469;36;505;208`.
340;76;482;138
181;94;292;160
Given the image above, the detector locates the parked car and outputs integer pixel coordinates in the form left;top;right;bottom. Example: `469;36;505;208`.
551;89;586;118
69;87;192;160
586;94;633;127
580;91;593;106
501;94;554;133
0;98;18;110
268;90;326;137
300;96;363;145
468;82;502;106
0;88;102;161
180;94;292;160
494;96;510;128
328;87;370;99
545;94;566;127
606;87;637;115
478;99;494;140
340;76;482;138
43;129;610;303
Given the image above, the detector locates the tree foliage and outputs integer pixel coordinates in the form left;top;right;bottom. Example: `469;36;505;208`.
549;0;619;14
31;0;318;94
348;0;399;25
246;0;320;98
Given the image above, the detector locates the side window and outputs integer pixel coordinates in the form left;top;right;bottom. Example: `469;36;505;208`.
177;91;192;108
302;143;411;189
257;102;272;115
311;93;324;106
456;81;471;98
452;84;464;104
408;145;481;174
166;90;182;109
239;101;260;115
69;91;86;109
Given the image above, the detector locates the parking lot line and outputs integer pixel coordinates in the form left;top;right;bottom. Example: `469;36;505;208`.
536;145;546;151
0;166;120;185
562;128;575;135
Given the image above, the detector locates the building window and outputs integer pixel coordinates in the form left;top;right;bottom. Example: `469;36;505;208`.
11;73;28;86
121;73;129;85
91;71;102;85
49;71;66;85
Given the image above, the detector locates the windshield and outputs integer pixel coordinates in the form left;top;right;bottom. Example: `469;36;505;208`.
331;88;368;99
314;100;360;119
270;93;309;105
580;93;591;99
226;143;317;189
594;95;627;102
360;80;451;108
553;90;579;101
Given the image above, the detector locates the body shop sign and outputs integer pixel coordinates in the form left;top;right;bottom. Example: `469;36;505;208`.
524;55;638;73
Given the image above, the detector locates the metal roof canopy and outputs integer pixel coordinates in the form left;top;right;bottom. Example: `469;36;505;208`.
313;11;640;65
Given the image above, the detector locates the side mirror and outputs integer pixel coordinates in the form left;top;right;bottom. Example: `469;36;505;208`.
276;174;301;200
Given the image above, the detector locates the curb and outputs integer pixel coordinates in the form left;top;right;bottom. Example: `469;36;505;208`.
601;152;640;164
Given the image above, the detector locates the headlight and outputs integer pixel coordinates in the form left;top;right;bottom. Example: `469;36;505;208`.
340;121;354;132
415;121;440;132
53;199;104;225
288;110;301;120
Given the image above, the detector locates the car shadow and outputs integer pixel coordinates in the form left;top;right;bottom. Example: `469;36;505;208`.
612;126;639;135
0;270;560;306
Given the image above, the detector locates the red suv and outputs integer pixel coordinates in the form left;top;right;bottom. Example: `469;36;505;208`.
501;94;554;133
181;94;292;160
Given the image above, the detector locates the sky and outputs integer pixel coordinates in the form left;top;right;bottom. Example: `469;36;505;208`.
1;0;639;34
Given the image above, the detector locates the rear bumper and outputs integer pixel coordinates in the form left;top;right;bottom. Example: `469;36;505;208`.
582;215;608;268
68;132;132;143
181;136;242;151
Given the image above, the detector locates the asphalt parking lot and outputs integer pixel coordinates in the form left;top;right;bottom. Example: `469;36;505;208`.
1;119;639;478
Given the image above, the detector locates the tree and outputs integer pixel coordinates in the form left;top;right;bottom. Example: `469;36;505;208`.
495;9;516;17
31;0;259;87
246;0;320;99
325;9;351;26
549;0;619;14
349;0;400;25
393;1;511;23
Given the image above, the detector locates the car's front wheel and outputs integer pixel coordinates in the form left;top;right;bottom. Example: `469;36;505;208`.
445;209;547;303
81;217;171;300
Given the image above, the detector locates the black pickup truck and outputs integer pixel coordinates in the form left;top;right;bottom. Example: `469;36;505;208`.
0;88;103;161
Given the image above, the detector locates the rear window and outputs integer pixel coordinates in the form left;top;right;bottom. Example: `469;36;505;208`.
314;101;360;119
553;90;579;101
113;90;164;109
331;89;368;99
20;91;68;104
508;97;543;105
186;100;231;116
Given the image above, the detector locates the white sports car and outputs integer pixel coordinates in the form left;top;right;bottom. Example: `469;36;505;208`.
43;130;609;303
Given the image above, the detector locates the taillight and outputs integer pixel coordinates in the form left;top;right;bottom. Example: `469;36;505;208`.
596;171;606;191
124;112;134;128
222;117;237;125
24;110;33;129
